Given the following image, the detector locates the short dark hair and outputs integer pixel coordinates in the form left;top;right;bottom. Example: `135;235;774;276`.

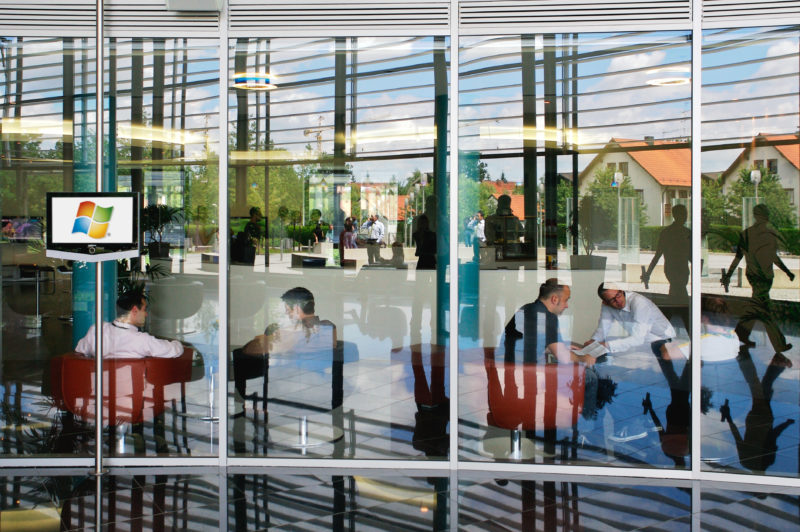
249;206;262;217
538;278;567;301
281;286;315;315
597;282;613;299
116;289;145;316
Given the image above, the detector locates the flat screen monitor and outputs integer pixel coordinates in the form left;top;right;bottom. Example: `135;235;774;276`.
46;192;140;261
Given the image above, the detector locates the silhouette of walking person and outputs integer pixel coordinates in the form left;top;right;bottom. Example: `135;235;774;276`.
719;347;794;473
722;204;795;353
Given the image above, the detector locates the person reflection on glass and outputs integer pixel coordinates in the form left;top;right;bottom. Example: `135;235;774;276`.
413;214;436;270
642;203;691;330
643;204;691;298
411;345;448;458
719;347;794;473
721;204;795;353
485;194;523;259
503;279;596;365
640;354;691;468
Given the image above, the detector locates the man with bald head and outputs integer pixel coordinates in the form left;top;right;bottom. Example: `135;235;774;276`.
504;278;596;365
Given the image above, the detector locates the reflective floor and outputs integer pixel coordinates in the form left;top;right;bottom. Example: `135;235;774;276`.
2;469;799;531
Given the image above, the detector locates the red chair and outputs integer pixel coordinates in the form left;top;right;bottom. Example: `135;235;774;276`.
50;350;197;453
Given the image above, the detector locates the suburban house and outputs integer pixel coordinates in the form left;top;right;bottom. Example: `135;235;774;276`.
578;137;691;226
718;133;800;224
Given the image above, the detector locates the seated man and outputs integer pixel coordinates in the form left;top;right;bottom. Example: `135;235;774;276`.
234;287;336;418
242;286;336;356
75;289;184;358
503;278;596;365
589;282;675;357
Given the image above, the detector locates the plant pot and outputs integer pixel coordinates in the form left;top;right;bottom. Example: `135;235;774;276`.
569;254;607;270
149;242;171;259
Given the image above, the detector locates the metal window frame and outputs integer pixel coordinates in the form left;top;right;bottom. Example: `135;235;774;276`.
0;0;798;496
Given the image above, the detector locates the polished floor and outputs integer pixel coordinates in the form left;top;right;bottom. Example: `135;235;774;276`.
2;469;799;530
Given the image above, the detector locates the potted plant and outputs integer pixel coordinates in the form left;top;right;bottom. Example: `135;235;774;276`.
142;203;183;259
569;195;608;270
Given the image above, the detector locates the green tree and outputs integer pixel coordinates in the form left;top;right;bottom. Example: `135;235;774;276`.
582;166;648;242
701;176;727;225
725;165;796;229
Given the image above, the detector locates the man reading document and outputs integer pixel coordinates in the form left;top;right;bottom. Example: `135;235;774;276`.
503;279;597;366
587;282;675;357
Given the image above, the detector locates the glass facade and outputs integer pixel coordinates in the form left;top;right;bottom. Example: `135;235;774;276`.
0;1;798;493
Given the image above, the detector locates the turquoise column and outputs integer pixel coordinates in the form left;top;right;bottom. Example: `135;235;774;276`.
71;67;117;345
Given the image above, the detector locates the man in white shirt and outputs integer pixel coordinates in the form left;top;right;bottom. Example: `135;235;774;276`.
588;282;675;357
75;290;184;359
361;213;385;264
474;210;486;246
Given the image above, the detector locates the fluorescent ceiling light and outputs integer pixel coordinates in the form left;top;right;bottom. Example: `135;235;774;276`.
355;126;436;144
479;125;606;147
0;118;73;141
117;124;206;146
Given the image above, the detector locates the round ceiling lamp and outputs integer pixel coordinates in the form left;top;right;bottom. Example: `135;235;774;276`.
233;72;276;90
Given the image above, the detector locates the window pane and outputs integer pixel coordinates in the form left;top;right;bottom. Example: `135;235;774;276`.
701;26;800;476
227;37;450;459
109;38;221;456
458;33;692;468
0;37;98;457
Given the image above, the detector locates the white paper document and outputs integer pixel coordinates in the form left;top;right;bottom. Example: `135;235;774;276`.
572;341;609;357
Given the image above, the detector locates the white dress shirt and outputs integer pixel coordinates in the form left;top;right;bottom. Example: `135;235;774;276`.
75;320;184;359
591;291;676;353
475;219;486;242
369;220;385;243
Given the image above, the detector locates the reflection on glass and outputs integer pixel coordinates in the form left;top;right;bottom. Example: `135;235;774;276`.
458;32;692;467
701;26;799;476
0;37;220;457
227;37;450;459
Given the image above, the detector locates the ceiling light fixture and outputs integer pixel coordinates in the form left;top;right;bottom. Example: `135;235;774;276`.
646;77;690;86
233;72;276;90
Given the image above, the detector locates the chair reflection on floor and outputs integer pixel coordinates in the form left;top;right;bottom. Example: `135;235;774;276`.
231;341;354;457
481;348;585;460
50;347;196;454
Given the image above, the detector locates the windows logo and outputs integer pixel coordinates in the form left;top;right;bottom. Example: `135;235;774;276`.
72;201;113;239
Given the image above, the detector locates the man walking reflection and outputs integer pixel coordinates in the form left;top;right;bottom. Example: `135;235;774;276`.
721;204;795;354
719;347;794;473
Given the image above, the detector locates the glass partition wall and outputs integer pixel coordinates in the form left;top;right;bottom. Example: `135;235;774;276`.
701;26;800;477
226;37;450;459
0;8;798;490
456;32;694;468
0;36;220;458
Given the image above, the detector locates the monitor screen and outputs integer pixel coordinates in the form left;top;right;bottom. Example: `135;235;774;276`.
46;192;140;256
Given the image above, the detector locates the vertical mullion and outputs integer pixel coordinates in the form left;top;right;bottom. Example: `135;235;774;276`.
449;0;460;528
218;0;230;468
691;0;703;478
